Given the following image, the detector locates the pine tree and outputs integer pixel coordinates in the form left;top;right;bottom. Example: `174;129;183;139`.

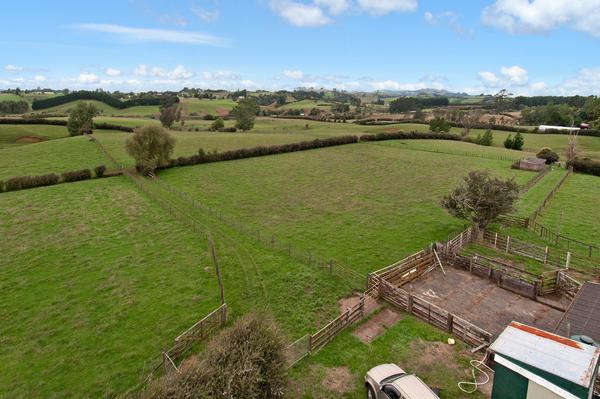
504;134;514;149
512;132;524;150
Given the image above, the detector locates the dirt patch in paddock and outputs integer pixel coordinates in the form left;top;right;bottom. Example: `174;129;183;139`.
215;107;229;116
16;135;46;144
353;308;402;343
322;366;354;394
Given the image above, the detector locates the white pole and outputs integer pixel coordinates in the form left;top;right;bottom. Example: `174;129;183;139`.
565;252;571;270
506;236;511;254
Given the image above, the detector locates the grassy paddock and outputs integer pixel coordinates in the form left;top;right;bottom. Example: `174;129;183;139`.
0;177;222;397
0;175;355;397
159;142;532;275
179;98;236;116
536;173;600;244
0;134;112;179
0;124;68;148
289;309;486;399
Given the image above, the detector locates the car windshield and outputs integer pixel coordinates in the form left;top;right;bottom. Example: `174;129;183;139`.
381;373;405;384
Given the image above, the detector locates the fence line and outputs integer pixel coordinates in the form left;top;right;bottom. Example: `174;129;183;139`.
520;166;549;194
149;177;365;288
478;230;600;276
530;167;572;221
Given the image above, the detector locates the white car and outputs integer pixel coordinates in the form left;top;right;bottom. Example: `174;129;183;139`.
365;364;440;399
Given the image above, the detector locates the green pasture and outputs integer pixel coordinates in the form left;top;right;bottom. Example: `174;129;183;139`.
290;309;486;399
179;97;236;116
514;167;568;217
0;93;24;102
278;99;334;112
0;174;354;397
0;124;68;148
536;173;600;245
0;133;112;179
159;142;532;275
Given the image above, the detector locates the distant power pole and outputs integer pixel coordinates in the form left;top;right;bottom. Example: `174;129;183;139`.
208;234;225;305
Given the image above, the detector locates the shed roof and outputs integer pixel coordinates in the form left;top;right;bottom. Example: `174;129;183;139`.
556;282;600;343
521;157;546;165
490;321;600;388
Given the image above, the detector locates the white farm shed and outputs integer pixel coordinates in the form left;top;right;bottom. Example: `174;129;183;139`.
539;125;580;133
489;321;600;399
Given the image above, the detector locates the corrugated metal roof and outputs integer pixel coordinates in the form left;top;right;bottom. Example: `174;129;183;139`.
490;321;600;387
556;282;600;343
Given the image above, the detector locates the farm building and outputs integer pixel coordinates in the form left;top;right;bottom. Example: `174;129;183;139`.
489;321;600;399
518;157;546;171
539;125;581;133
556;283;600;345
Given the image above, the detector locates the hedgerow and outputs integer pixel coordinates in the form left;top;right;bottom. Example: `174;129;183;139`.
568;159;600;176
31;90;179;110
62;169;92;183
0;118;133;132
4;173;60;192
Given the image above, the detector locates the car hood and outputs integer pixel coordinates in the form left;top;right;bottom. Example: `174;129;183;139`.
367;364;406;383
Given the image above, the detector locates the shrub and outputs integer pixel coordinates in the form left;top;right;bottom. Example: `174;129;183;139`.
219;127;237;132
0;180;4;192
476;129;493;146
536;148;559;164
4;173;60;192
62;169;92;183
429;117;451;132
67;102;97;136
210;118;225;131
504;134;514;149
94;165;107;178
126;126;175;174
203;114;216;120
512;132;524;150
144;312;286;399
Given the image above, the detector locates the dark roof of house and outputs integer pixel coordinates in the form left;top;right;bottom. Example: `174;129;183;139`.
556;282;600;343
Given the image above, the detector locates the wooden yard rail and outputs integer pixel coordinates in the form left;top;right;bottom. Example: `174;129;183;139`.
479;230;600;276
310;297;365;352
379;279;492;346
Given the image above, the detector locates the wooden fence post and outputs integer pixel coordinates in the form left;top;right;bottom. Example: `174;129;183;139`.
329;259;333;274
407;294;413;313
544;246;549;265
565;252;571;270
494;233;498;249
505;236;511;253
447;313;454;333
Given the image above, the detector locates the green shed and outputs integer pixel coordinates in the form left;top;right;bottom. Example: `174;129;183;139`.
489;321;600;399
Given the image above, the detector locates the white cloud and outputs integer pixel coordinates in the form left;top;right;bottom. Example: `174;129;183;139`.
33;75;46;82
4;64;23;72
357;0;417;16
478;71;500;86
191;6;220;22
424;11;473;37
71;23;228;47
482;0;600;38
478;65;529;87
314;0;350;14
134;64;149;76
78;73;99;84
270;0;333;27
284;70;305;79
369;80;426;91
105;67;121;77
500;65;528;85
202;71;240;81
558;68;600;95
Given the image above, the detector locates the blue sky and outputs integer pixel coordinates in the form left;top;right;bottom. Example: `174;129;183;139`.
2;0;600;94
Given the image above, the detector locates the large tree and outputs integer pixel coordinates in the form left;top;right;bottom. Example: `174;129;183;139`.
67;102;97;136
442;170;519;229
125;125;175;174
158;103;182;128
231;98;259;131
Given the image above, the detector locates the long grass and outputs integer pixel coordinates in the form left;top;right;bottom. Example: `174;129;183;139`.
0;124;68;148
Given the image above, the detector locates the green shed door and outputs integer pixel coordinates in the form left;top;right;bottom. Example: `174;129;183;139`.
492;363;529;399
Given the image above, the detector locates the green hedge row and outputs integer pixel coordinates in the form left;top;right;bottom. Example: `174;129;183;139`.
0;165;108;193
0;118;133;132
568;159;600;176
31;90;178;110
